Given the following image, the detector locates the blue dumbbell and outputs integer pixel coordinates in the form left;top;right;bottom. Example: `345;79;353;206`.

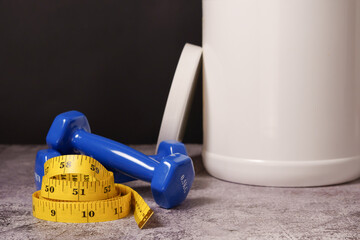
43;110;195;208
35;149;136;190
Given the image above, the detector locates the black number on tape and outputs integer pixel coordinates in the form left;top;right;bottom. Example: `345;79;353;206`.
90;164;99;174
114;207;122;214
60;161;71;168
89;211;95;217
82;211;95;218
104;186;111;193
45;185;54;193
51;210;56;216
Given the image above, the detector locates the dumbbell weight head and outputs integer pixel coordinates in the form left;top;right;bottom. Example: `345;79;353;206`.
151;141;194;208
46;111;91;154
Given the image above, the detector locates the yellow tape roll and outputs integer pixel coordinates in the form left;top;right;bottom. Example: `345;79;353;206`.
32;155;153;228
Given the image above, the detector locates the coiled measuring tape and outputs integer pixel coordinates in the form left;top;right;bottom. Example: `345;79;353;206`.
32;155;153;228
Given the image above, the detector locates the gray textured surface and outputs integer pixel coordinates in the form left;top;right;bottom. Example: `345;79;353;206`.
0;144;359;240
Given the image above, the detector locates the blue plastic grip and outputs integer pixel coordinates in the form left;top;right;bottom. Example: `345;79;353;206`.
72;130;157;182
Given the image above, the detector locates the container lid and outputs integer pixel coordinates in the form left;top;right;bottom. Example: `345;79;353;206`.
156;43;202;151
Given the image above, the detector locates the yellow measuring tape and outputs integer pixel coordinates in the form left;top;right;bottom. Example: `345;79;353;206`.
32;155;153;228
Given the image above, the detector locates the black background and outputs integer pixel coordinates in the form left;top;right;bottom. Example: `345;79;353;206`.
0;0;203;144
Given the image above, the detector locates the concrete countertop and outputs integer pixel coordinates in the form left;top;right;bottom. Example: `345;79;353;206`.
0;144;359;239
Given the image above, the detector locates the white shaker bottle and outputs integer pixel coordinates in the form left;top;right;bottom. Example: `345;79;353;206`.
202;0;360;186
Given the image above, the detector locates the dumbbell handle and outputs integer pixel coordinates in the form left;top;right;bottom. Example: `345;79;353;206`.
72;129;158;182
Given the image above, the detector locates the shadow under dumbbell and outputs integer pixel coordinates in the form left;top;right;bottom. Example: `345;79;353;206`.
173;196;217;211
125;182;153;199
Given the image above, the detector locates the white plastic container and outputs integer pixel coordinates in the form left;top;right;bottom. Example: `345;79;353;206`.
202;0;360;186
